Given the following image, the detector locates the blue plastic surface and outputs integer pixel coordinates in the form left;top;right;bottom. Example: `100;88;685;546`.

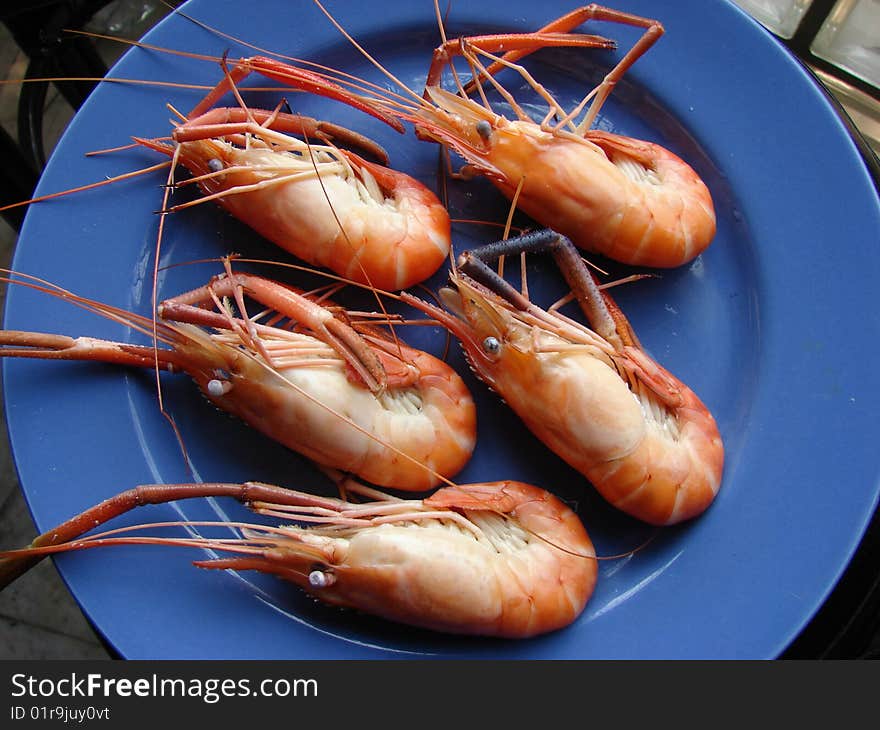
4;0;880;658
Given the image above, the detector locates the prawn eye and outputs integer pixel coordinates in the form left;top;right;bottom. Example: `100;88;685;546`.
482;336;501;355
207;378;232;397
308;568;336;588
475;120;492;141
207;158;224;173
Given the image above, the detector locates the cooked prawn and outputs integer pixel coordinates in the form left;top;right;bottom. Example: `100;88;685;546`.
401;229;724;525
139;100;451;291
313;1;716;268
0;478;597;638
0;266;476;490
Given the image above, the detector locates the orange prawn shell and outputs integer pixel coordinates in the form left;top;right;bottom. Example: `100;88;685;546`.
412;90;716;268
435;274;723;525
583;380;723;524
173;327;477;491
312;481;597;638
487;126;716;268
174;139;451;291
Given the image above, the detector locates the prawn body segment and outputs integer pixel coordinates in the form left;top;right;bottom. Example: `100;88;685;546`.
401;230;724;525
0;480;597;638
0;271;477;490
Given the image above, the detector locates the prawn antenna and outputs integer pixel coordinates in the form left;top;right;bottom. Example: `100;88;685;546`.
310;0;429;109
151;143;198;481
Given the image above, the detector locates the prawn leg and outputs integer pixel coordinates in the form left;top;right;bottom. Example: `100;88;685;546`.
426;31;616;89
188;54;404;132
175;107;390;163
457;5;664;131
158;271;388;393
0;332;178;369
0;481;328;588
456;229;627;349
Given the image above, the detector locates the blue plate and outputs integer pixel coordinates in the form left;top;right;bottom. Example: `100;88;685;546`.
4;0;880;659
